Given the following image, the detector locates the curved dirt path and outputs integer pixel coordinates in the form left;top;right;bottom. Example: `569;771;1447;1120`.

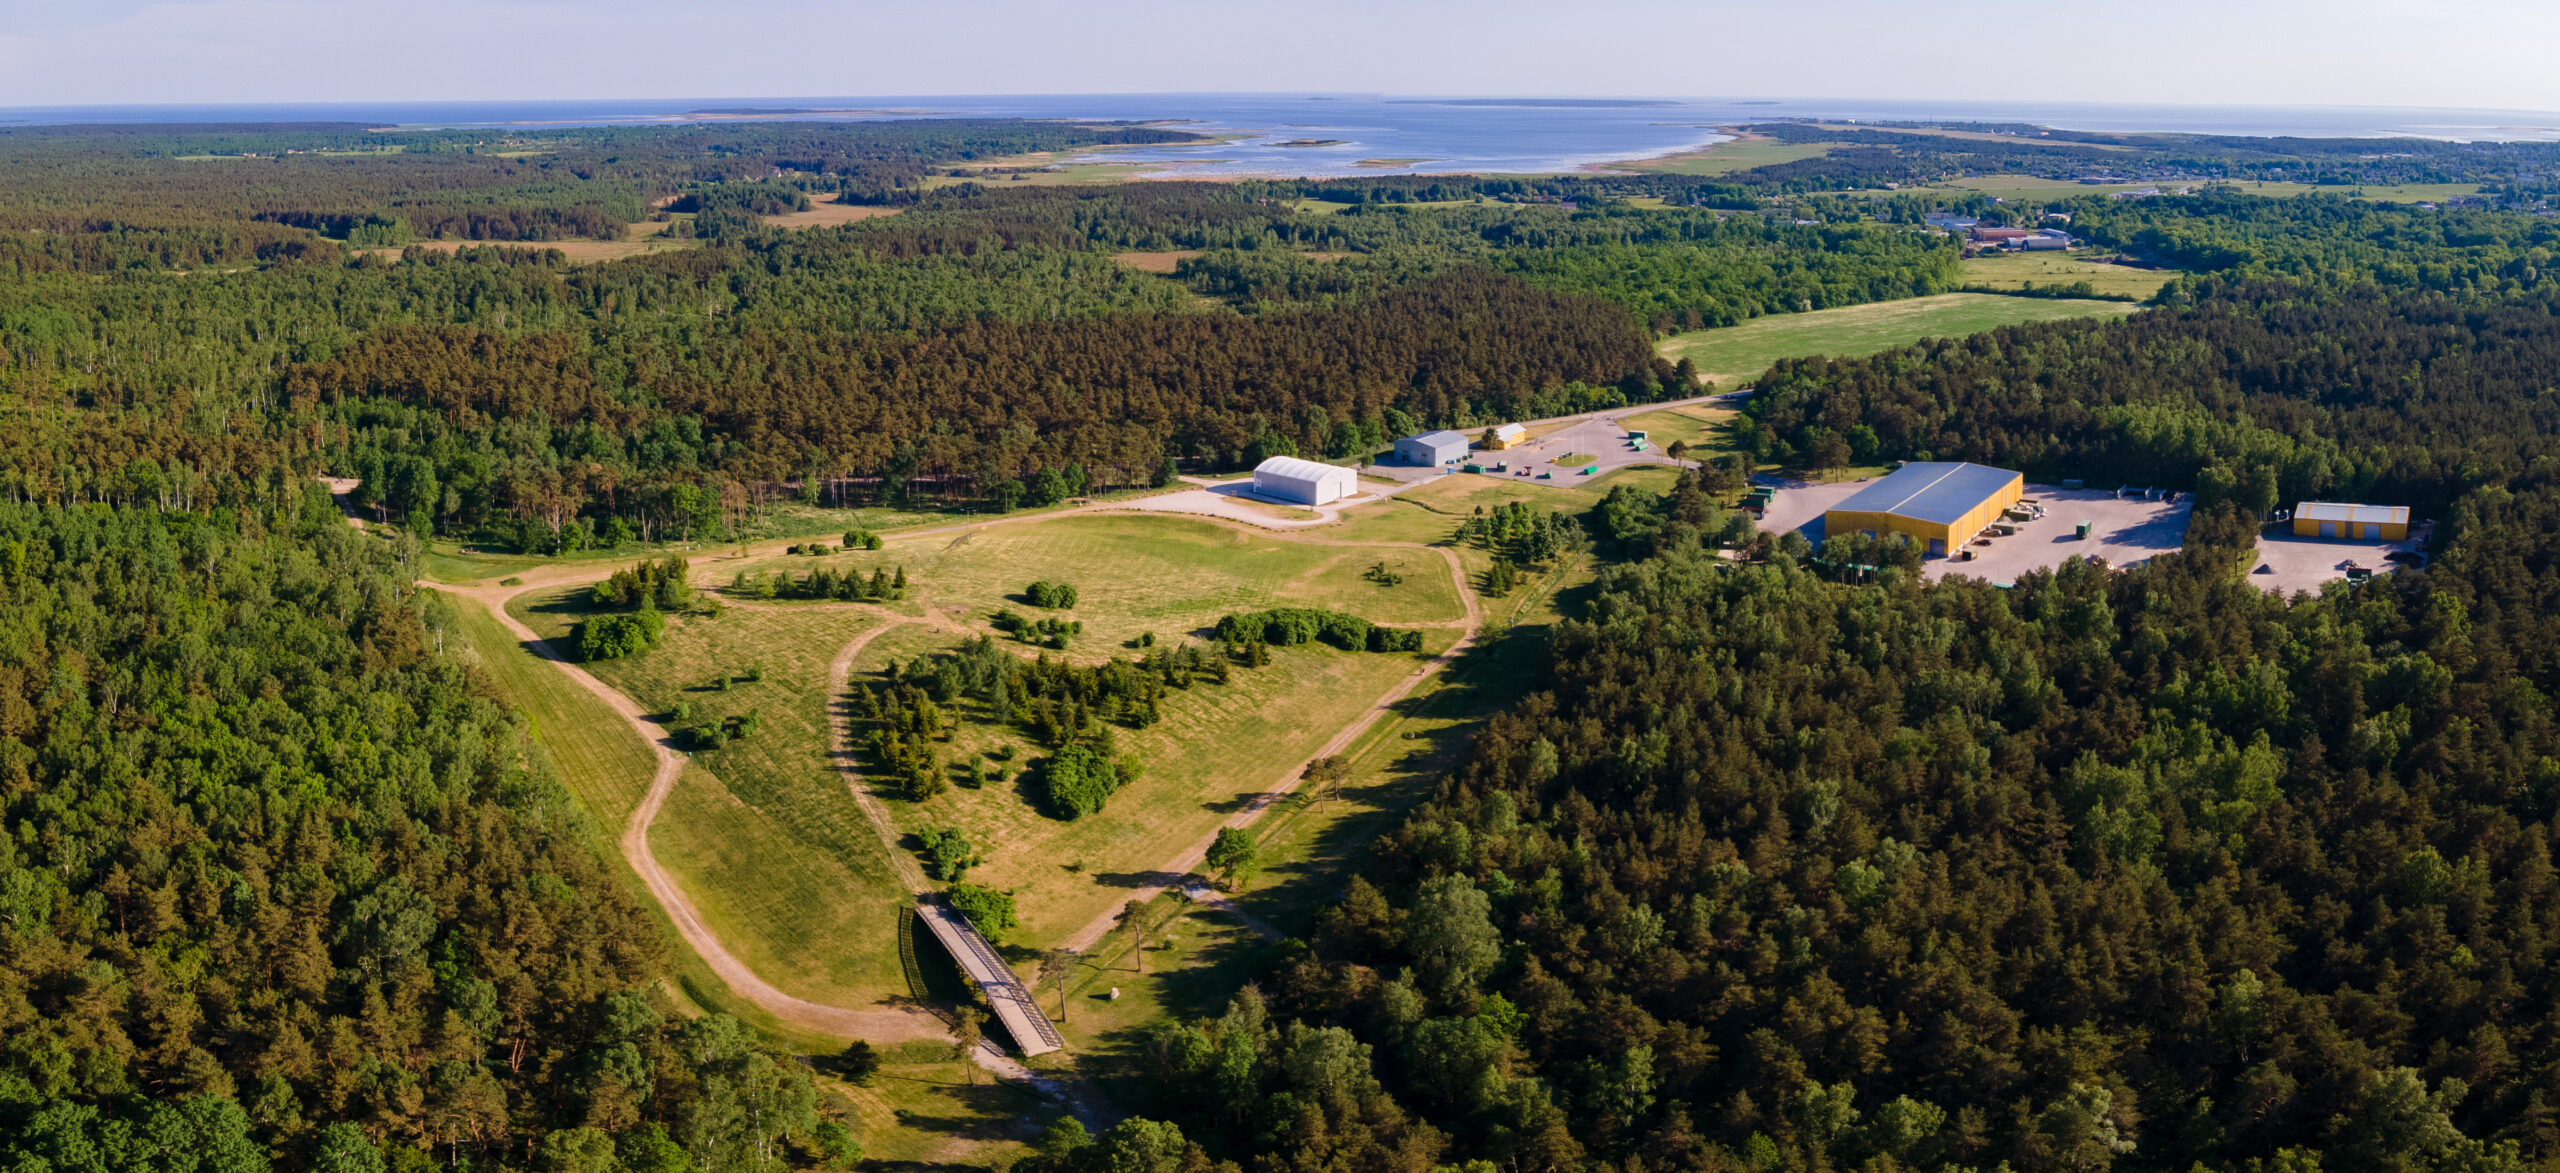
436;579;946;1044
414;481;1488;1073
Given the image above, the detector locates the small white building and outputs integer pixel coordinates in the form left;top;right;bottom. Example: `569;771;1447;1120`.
1394;430;1471;466
1253;456;1357;505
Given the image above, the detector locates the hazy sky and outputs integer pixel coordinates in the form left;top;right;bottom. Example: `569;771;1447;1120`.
3;0;2558;113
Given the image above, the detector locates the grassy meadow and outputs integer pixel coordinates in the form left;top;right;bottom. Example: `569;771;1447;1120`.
1657;292;2142;386
1959;251;2177;299
508;512;1473;988
1613;133;1842;176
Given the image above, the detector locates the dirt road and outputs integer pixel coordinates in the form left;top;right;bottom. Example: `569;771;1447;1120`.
1055;541;1482;954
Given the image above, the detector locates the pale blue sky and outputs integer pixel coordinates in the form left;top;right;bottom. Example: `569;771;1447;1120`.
2;0;2556;113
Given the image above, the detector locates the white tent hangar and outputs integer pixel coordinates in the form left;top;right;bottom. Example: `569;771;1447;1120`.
1253;456;1358;505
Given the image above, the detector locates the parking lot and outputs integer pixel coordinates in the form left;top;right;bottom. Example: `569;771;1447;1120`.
2250;525;2430;595
1364;412;1690;489
1753;478;2193;583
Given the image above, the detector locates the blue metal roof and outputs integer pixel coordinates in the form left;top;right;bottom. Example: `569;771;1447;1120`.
1830;462;2019;526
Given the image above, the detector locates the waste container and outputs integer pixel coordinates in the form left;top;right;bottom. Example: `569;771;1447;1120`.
2075;521;2092;540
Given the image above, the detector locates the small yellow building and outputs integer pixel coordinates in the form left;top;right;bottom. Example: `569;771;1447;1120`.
1482;423;1528;449
1824;462;2025;558
2293;502;2409;541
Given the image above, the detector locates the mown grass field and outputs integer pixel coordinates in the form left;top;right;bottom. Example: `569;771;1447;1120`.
1613;133;1841;176
516;512;1472;981
505;591;918;1008
442;591;862;1058
1657;292;2141;385
824;1040;1056;1167
803;514;1469;944
1619;401;1743;457
418;499;943;585
1959;251;2176;299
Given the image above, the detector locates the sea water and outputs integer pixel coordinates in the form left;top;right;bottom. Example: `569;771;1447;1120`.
4;93;2557;178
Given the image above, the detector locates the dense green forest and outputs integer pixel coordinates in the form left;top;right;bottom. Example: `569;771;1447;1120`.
0;495;849;1171
1739;281;2560;508
1230;473;2560;1173
14;113;2560;1172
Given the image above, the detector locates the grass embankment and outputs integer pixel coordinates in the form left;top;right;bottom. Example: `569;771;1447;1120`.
1657;292;2141;386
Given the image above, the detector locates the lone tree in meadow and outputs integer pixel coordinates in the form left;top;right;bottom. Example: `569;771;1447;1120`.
1205;827;1263;891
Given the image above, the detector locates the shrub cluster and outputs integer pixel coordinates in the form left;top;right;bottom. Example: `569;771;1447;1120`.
1215;607;1424;653
1025;579;1079;608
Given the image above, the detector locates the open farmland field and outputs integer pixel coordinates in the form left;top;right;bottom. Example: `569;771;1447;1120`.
1657;292;2141;385
1960;250;2178;299
366;233;698;263
1109;249;1202;273
761;196;903;229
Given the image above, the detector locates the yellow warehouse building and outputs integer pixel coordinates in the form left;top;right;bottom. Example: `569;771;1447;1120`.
1823;461;2026;558
2293;502;2408;541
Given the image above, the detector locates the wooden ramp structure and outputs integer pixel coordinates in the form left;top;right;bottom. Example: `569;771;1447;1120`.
914;898;1065;1057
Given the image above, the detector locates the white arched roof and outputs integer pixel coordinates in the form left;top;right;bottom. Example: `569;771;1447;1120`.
1254;456;1351;482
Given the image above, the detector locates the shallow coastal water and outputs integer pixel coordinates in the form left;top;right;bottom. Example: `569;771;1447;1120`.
5;93;2556;178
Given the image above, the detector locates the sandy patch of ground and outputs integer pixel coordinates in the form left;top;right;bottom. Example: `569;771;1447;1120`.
761;198;902;230
1115;479;1409;529
1110;250;1202;273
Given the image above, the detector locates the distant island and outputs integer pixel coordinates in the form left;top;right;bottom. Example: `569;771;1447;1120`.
1272;138;1349;147
686;107;820;115
1393;98;1676;108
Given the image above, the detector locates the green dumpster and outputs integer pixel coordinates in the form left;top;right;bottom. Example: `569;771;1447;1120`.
2075;521;2092;540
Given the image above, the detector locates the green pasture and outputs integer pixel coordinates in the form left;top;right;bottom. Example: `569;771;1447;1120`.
1959;251;2177;299
1656;292;2140;386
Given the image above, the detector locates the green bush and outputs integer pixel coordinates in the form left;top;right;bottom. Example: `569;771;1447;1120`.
918;826;981;881
1214;607;1419;653
1026;579;1079;609
577;606;665;660
1038;741;1122;819
947;883;1018;939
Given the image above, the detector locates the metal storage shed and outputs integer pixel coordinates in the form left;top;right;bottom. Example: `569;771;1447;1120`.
1823;461;2025;558
1394;430;1471;466
1253;456;1358;505
2292;502;2409;541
